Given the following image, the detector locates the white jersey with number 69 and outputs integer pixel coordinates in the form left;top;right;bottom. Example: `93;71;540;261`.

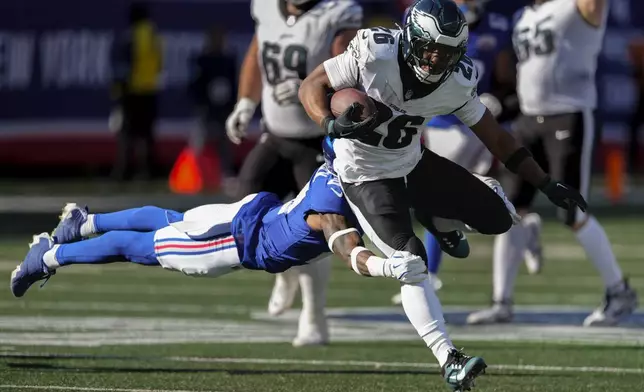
253;0;362;138
323;28;487;183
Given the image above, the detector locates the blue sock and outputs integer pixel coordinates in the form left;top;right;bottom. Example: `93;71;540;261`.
55;231;159;266
94;206;183;232
425;230;443;274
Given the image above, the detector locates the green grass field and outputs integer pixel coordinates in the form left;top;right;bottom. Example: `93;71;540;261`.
0;216;643;391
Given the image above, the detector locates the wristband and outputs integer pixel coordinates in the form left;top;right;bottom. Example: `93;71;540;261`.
350;246;369;275
236;97;258;112
321;116;335;135
504;147;532;173
537;175;553;191
365;255;387;277
327;228;360;252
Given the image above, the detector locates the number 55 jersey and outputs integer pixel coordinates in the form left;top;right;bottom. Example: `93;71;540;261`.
513;0;607;116
323;27;487;183
253;0;362;138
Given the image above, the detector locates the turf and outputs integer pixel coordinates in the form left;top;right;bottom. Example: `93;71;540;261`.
0;217;643;391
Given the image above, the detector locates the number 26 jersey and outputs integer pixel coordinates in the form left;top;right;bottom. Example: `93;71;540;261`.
323;28;487;183
253;0;362;138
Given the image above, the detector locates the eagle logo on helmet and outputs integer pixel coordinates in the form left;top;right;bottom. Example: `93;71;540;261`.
401;0;469;85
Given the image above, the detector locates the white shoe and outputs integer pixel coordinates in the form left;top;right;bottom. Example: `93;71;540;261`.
292;320;329;347
292;333;329;347
391;274;443;305
522;213;543;275
466;302;513;325
267;268;300;317
583;280;638;327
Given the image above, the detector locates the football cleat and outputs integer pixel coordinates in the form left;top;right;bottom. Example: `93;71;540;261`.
466;301;513;325
583;279;638;327
10;233;56;298
442;348;487;391
436;230;470;259
522;213;543;275
52;203;89;244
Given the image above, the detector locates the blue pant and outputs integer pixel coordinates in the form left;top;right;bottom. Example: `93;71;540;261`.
56;206;184;267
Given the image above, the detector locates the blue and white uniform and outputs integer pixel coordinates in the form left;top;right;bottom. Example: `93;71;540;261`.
154;165;358;276
424;11;511;175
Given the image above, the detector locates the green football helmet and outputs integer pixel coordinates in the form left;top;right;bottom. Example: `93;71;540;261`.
401;0;469;84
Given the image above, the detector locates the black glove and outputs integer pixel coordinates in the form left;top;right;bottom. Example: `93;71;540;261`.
539;177;588;213
322;103;378;139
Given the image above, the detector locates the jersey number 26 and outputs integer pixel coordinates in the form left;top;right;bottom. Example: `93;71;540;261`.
356;102;424;149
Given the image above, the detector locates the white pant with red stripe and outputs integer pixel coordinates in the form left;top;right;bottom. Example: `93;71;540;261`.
153;194;256;277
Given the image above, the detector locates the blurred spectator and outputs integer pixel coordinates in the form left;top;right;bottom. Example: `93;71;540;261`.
628;36;644;173
109;2;163;181
188;27;237;180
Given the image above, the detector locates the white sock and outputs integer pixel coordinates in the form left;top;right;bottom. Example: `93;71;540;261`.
400;278;454;366
493;224;528;303
43;245;61;270
80;214;97;237
575;216;623;289
295;257;331;339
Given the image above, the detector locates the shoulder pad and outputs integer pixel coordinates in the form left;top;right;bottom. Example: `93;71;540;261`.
347;28;399;68
450;56;479;97
326;0;363;30
250;0;260;23
486;12;510;32
512;8;526;27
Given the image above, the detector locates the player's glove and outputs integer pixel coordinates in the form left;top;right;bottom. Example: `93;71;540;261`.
273;79;301;106
539;176;588;214
225;98;257;145
383;251;427;284
322;103;378;139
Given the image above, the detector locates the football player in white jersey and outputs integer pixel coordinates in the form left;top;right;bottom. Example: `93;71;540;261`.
298;0;586;389
467;0;639;327
225;0;363;347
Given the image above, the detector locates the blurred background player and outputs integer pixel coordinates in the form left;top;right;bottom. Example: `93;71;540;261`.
225;0;363;347
467;0;639;326
628;35;644;174
109;2;163;182
394;0;516;301
188;27;238;185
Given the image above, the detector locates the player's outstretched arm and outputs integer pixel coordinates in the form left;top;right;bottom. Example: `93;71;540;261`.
470;110;588;214
225;34;261;144
576;0;607;28
318;213;426;284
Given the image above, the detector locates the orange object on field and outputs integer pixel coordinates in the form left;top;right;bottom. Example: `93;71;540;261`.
605;145;625;204
169;146;221;194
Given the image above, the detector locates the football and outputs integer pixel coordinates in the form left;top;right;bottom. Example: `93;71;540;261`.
330;88;377;120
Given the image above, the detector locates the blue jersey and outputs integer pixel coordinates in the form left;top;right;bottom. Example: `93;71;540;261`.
231;165;357;273
428;12;511;129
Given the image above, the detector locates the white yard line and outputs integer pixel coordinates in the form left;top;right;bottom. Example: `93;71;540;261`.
2;353;643;375
0;386;203;392
167;356;644;375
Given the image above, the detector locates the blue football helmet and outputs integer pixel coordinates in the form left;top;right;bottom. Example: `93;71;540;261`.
322;136;336;174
